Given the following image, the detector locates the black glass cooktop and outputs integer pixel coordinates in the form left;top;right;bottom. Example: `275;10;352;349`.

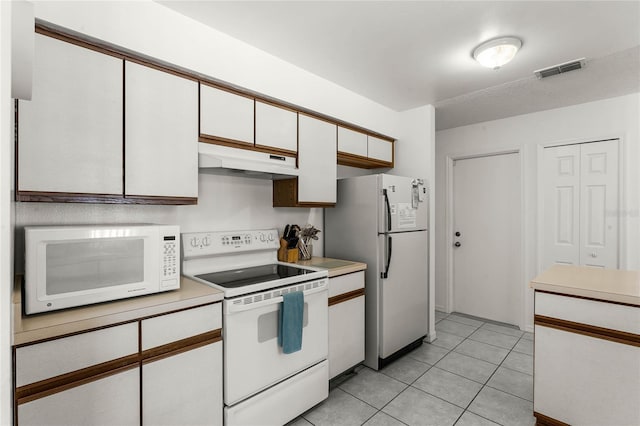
195;264;312;289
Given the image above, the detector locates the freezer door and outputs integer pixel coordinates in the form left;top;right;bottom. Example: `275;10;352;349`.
379;174;428;233
378;231;429;359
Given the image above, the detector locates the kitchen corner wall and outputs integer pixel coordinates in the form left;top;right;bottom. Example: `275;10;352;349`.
435;93;640;332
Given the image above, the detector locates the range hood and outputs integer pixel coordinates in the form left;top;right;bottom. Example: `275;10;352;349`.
198;142;298;180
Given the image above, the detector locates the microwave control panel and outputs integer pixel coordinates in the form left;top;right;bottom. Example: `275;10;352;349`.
161;235;180;288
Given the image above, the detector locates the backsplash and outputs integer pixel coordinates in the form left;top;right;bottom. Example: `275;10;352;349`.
14;173;322;272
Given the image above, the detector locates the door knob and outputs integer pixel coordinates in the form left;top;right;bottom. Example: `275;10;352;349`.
454;242;461;247
455;231;461;237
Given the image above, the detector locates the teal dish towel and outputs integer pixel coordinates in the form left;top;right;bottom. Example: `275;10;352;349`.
278;291;304;354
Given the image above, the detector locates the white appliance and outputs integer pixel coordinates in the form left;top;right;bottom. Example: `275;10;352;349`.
182;229;329;426
24;224;180;314
324;174;429;370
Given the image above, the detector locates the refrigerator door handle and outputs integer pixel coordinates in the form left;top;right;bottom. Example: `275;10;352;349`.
381;235;392;279
383;189;391;232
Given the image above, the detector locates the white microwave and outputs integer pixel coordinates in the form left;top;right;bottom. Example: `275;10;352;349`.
24;224;180;315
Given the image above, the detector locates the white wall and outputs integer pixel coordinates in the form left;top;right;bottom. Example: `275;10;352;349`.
395;105;437;340
435;93;640;331
0;2;14;423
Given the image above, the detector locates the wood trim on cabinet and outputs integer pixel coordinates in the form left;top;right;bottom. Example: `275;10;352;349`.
199;135;297;158
141;329;222;364
534;315;640;347
16;191;126;204
328;288;365;306
534;411;571;426
534;289;639;308
16;191;197;205
123;195;198;205
337;151;393;169
272;178;336;208
15;354;140;405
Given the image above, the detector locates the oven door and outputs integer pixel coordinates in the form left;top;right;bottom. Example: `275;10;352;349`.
223;280;328;406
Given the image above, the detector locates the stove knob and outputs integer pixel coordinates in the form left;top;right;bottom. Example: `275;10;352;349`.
268;233;275;242
259;233;266;242
202;236;211;246
190;237;198;248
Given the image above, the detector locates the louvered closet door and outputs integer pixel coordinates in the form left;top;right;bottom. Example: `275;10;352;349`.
542;140;619;270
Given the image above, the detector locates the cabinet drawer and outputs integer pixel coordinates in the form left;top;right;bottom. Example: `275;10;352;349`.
368;136;393;163
142;303;221;350
15;322;138;387
328;271;365;299
535;292;640;334
338;127;367;157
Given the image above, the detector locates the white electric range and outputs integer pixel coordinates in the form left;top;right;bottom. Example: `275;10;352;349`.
182;229;329;426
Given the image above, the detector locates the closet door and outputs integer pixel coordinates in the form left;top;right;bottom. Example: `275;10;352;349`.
579;140;619;268
542;140;619;270
543;145;580;268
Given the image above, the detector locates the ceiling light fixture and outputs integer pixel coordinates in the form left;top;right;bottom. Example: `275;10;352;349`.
473;37;522;69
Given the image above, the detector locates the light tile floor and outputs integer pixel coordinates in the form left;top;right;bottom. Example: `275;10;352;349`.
290;311;535;426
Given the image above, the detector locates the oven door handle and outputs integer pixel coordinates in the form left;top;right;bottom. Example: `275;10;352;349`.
224;284;327;314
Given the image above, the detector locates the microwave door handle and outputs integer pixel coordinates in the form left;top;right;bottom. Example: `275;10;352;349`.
381;235;392;279
383;189;391;232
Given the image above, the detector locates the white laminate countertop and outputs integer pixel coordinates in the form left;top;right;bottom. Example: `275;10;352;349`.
13;275;224;346
295;257;367;278
530;265;640;306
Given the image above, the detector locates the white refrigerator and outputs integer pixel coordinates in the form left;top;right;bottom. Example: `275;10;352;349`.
325;174;429;370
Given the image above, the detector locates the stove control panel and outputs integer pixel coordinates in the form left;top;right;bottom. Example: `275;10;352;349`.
182;229;280;257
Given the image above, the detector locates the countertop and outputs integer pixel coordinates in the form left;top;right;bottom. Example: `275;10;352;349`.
530;265;640;306
13;275;224;346
295;257;367;278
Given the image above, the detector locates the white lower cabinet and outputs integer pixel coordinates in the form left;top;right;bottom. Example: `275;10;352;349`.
18;366;140;426
14;303;223;426
534;291;640;426
143;342;223;426
328;271;365;379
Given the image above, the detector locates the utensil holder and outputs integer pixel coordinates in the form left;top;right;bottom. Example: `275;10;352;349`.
298;241;313;260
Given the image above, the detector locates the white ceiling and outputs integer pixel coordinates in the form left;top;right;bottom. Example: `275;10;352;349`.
159;1;640;130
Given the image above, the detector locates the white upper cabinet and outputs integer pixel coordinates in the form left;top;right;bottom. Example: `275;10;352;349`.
367;136;393;163
200;83;254;144
338;127;367;157
298;114;337;204
255;101;297;153
125;61;198;199
18;34;123;196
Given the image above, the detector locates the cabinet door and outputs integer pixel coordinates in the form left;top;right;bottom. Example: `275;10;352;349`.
338;127;367;157
200;84;254;144
255;101;297;153
143;341;223;426
298;114;337;204
367;136;393;163
125;61;198;199
18;366;139;426
329;296;365;379
18;34;123;195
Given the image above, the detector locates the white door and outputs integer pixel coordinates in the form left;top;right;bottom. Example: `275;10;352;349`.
452;153;521;325
542;140;619;269
297;114;337;204
378;230;429;358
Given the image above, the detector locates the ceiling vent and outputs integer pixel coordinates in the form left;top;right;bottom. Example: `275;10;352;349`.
534;58;586;79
